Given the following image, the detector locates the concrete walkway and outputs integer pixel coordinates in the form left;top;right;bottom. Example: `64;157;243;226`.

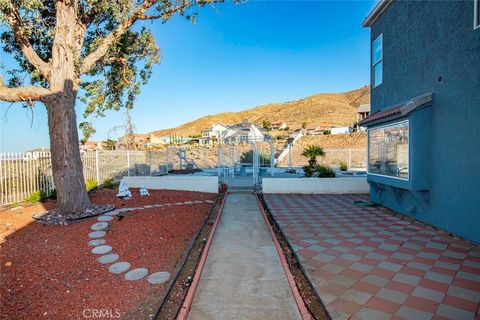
188;193;302;319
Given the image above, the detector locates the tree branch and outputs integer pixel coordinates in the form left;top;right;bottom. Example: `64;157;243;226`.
80;0;160;74
3;0;51;80
0;84;51;103
80;0;196;74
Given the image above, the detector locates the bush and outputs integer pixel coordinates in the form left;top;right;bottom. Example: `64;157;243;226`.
303;165;314;177
315;165;336;178
86;179;99;193
103;177;119;189
24;190;48;203
339;161;348;171
240;150;271;165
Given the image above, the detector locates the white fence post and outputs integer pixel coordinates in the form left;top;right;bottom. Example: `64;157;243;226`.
95;150;100;183
126;150;130;177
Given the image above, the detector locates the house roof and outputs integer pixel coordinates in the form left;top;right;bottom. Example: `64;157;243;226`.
357;104;371;113
359;92;433;126
362;0;393;27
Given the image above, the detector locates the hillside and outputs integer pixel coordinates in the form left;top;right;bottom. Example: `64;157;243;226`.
150;86;370;136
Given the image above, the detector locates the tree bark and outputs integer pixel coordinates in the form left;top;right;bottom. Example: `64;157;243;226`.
46;86;91;215
44;0;91;215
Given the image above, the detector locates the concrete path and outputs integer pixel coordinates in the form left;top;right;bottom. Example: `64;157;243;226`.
188;193;302;320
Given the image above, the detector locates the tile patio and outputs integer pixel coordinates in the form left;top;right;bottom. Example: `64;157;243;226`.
264;194;480;320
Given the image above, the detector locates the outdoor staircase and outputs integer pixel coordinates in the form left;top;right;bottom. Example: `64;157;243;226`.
275;130;304;165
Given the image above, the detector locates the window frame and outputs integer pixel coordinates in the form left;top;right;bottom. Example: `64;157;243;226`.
367;119;410;181
475;0;480;30
372;34;383;87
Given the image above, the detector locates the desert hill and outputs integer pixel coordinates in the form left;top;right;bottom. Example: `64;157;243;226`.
150;86;370;137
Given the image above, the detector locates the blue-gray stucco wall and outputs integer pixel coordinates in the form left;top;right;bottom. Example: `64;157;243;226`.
368;0;480;243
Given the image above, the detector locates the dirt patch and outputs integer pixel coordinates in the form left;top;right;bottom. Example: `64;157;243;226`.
0;188;216;320
257;193;331;320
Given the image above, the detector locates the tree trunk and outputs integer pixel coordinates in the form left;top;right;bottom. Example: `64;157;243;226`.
46;0;91;216
46;85;91;215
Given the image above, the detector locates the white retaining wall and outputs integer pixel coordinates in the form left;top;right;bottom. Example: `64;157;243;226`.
123;176;219;193
262;177;369;194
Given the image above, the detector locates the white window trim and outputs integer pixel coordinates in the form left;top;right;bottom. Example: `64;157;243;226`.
475;0;480;30
372;34;383;88
367;119;410;181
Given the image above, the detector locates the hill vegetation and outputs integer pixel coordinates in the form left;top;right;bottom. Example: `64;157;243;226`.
150;86;370;137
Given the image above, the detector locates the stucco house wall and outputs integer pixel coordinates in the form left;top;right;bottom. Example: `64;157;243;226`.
366;1;480;243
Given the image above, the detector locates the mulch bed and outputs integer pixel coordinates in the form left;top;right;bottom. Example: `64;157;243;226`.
0;188;216;320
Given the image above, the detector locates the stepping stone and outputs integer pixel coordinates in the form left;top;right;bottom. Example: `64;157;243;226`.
153;204;163;207
144;205;153;208
88;239;106;246
98;253;119;264
194;201;203;204
125;268;148;281
184;201;193;205
147;271;170;284
105;210;120;216
97;215;113;222
164;203;171;206
88;231;106;238
91;222;108;231
91;245;112;254
205;200;214;204
108;262;131;274
175;202;183;205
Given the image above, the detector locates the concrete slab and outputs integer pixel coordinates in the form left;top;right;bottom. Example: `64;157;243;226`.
188;193;301;320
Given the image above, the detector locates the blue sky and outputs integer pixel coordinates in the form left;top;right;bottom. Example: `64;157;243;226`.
0;0;375;152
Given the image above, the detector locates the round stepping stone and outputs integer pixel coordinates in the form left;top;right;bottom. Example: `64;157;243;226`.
205;200;214;204
105;210;121;216
91;222;108;231
184;201;193;205
91;245;112;254
88;231;106;238
98;253;119;264
97;215;113;222
88;239;106;246
125;268;148;281
147;271;170;284
108;262;131;274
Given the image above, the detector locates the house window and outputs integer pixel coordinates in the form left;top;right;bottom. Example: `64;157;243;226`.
368;120;409;179
372;34;383;87
475;0;480;29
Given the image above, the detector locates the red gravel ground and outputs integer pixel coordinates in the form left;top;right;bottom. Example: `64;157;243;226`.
0;188;216;320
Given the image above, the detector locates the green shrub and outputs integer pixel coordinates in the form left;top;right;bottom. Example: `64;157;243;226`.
339;161;348;171
103;177;119;189
24;190;48;203
86;179;99;193
240;150;271;165
315;165;336;178
303;165;314;177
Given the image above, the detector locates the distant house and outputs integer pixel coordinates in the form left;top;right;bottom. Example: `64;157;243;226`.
199;123;229;145
330;126;353;135
117;133;150;149
271;122;288;130
361;0;480;243
221;121;266;144
24;147;50;159
356;104;370;131
79;140;102;152
305;125;328;135
150;134;171;145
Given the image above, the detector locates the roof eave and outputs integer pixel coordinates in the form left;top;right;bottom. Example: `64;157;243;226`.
362;0;393;28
